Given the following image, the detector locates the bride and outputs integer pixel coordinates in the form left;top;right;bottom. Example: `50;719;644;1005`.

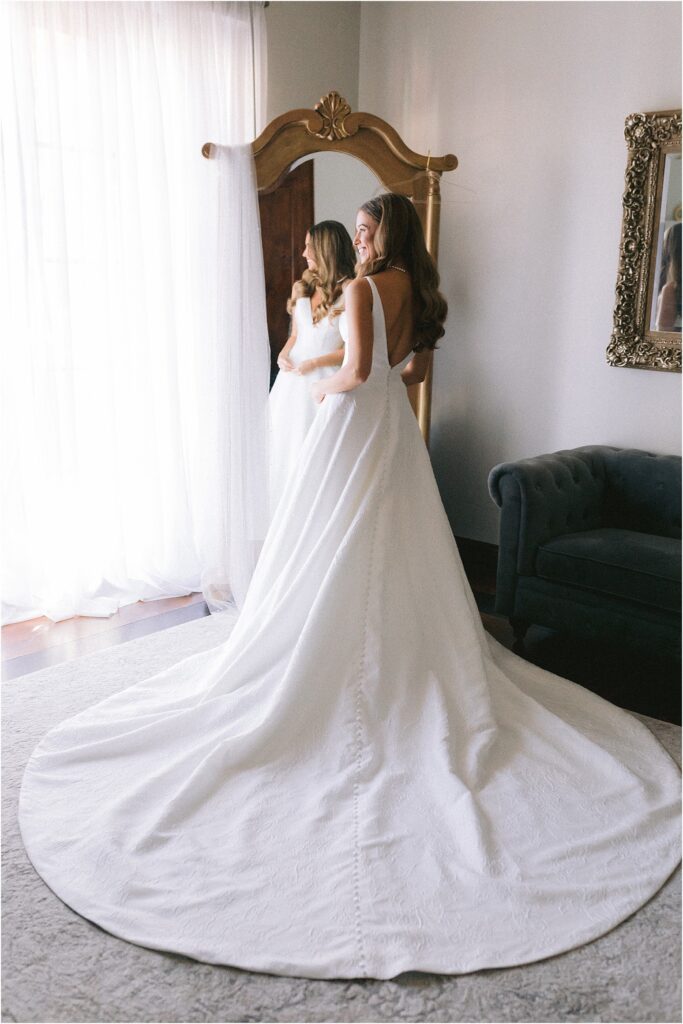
19;193;680;980
269;220;354;512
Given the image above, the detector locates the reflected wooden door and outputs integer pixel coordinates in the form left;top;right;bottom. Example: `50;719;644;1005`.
258;161;314;384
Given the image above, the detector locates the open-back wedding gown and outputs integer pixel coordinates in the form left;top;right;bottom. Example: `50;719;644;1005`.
20;278;680;979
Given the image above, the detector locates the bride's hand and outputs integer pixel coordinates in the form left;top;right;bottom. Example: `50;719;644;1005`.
277;353;294;372
311;381;326;404
295;359;317;376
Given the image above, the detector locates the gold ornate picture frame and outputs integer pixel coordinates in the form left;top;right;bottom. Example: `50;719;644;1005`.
607;109;682;372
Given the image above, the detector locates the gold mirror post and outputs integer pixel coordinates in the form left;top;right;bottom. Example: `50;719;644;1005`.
411;167;444;444
203;92;458;443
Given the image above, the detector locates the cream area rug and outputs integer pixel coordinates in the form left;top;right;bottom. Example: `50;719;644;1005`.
2;613;681;1023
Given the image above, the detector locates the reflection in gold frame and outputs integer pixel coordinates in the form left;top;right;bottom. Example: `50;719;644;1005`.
203;92;458;443
606;109;682;372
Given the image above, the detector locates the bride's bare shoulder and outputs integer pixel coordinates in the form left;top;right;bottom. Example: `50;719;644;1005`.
345;277;371;292
344;277;372;305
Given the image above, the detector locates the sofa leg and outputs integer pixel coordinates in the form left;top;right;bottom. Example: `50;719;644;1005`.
510;617;530;651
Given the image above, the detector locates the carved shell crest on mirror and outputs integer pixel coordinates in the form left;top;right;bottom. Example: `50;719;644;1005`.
308;92;358;141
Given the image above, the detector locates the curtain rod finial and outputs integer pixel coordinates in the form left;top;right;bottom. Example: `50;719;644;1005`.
202;142;215;159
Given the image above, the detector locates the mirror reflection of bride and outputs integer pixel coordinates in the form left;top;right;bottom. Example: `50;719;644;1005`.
269;221;355;512
655;222;682;332
19;194;680;981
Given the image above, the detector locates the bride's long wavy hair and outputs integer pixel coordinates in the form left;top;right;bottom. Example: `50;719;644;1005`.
356;193;447;351
288;220;356;323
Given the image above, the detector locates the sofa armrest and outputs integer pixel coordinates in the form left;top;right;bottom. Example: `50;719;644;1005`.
488;449;607;612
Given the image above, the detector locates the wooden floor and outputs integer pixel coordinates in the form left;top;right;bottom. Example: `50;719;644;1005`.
2;593;209;681
3;539;680;725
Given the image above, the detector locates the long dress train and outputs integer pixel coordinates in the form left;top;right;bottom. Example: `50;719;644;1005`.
19;278;680;979
269;296;343;512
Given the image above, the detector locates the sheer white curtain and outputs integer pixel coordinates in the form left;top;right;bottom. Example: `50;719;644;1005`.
1;2;270;623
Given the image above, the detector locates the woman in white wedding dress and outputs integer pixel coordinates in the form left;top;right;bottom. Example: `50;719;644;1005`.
19;194;680;980
269;221;355;511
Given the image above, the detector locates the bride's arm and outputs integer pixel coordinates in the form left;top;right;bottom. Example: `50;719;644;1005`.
655;281;677;332
295;345;344;376
277;291;300;371
311;280;373;402
401;349;432;386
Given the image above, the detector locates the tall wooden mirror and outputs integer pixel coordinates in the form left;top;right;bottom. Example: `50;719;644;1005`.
204;91;457;443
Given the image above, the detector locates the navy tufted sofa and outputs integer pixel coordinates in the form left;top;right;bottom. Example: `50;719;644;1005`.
488;446;681;657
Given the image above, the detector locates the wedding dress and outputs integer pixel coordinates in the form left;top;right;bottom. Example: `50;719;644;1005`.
20;278;680;980
269;296;343;512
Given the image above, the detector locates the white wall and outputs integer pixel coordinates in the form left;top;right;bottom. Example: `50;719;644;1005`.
266;5;371;277
359;1;681;542
266;3;376;238
265;2;361;122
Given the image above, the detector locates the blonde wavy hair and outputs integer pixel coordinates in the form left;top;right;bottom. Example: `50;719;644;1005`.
356;193;447;351
288;221;356;323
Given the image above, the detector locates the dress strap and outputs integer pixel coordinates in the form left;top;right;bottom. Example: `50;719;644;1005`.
365;276;379;308
363;276;391;367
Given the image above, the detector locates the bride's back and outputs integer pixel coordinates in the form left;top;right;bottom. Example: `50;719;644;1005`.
367;269;416;366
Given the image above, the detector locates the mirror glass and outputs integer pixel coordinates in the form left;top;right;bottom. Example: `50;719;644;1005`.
302;151;383;234
260;152;383;384
649;151;682;334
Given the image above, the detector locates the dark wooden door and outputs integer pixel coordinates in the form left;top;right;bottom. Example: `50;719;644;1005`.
258;161;314;384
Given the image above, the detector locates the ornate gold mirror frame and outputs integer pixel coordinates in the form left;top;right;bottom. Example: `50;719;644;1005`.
203;92;458;442
606;109;682;372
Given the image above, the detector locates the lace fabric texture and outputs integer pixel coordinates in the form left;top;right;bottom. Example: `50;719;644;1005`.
19;278;681;979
